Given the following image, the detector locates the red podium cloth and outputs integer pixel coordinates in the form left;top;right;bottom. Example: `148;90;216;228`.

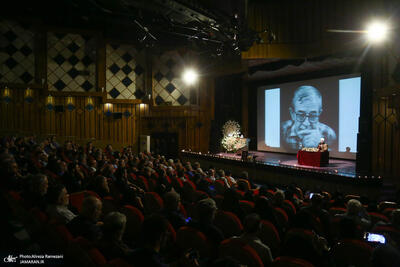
297;150;329;167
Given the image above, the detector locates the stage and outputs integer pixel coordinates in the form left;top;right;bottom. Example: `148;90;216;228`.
181;150;382;197
217;151;357;178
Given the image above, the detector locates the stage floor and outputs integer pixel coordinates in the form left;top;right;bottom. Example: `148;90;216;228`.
217;151;357;178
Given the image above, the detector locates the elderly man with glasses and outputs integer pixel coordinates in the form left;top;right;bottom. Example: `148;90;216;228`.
281;85;336;150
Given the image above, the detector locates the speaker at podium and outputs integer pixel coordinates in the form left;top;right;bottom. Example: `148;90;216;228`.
139;135;150;152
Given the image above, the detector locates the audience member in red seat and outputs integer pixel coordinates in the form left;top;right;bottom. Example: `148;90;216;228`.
254;196;280;233
336;199;371;231
188;198;225;248
22;174;49;210
87;175;110;198
373;209;400;245
221;188;246;222
217;169;230;188
67;195;103;241
284;212;330;266
160;190;187;230
300;193;330;237
272;189;285;208
130;214;170;267
97;212;134;260
62;162;85;193
224;170;237;187
46;183;76;224
234;213;273;266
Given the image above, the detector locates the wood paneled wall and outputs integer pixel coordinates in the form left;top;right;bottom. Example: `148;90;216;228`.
0;89;212;152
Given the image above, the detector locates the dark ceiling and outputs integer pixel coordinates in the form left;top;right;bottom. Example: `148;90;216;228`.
3;0;259;58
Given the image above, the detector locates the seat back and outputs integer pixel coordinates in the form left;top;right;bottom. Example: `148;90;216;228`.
219;238;264;267
239;200;255;215
121;205;144;242
259;220;281;257
214;210;243;238
176;226;212;258
144;192;164;214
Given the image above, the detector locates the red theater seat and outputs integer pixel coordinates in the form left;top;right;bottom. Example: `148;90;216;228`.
214;210;243;238
259;220;281;257
239;200;255;215
176;226;212;258
121;205;144;241
144;192;164;214
219;238;263;267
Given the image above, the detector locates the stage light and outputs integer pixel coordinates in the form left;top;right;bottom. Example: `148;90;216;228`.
182;69;198;85
366;21;388;43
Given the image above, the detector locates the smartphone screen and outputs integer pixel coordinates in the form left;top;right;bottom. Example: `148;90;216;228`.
365;233;386;244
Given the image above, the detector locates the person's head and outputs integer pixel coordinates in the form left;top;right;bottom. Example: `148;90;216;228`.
311;193;323;209
103;212;126;241
217;169;225;178
197;198;217;223
47;184;69;206
164;190;181;211
81;196;102;221
141;214;169;251
290;85;322;131
29;174;49;196
272;190;285;206
243;213;261;234
320;138;325;144
346;199;362;216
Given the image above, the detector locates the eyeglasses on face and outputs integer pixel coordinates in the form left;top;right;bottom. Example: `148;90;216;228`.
295;112;319;122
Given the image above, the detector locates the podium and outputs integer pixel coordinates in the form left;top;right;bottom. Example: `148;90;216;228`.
297;150;329;167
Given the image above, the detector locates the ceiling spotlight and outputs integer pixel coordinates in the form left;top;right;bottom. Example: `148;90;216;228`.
182;69;198;85
366;21;389;43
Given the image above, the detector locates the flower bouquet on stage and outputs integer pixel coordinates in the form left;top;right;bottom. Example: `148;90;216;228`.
221;120;250;155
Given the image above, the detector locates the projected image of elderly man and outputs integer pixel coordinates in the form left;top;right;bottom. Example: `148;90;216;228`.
281;85;336;149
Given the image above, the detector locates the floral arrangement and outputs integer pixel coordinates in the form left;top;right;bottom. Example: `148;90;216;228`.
221;120;245;152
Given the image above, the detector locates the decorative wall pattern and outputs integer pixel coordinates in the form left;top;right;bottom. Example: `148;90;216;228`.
47;32;96;92
152;51;192;106
106;44;146;100
0;19;35;84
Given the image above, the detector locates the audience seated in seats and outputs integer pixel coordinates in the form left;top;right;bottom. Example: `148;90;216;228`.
234;213;273;266
96;211;134;261
22;174;49;211
67;195;103;241
221;188;246;222
46;183;76;224
335;199;371;231
160;190;187;230
188;198;225;249
2;134;400;267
